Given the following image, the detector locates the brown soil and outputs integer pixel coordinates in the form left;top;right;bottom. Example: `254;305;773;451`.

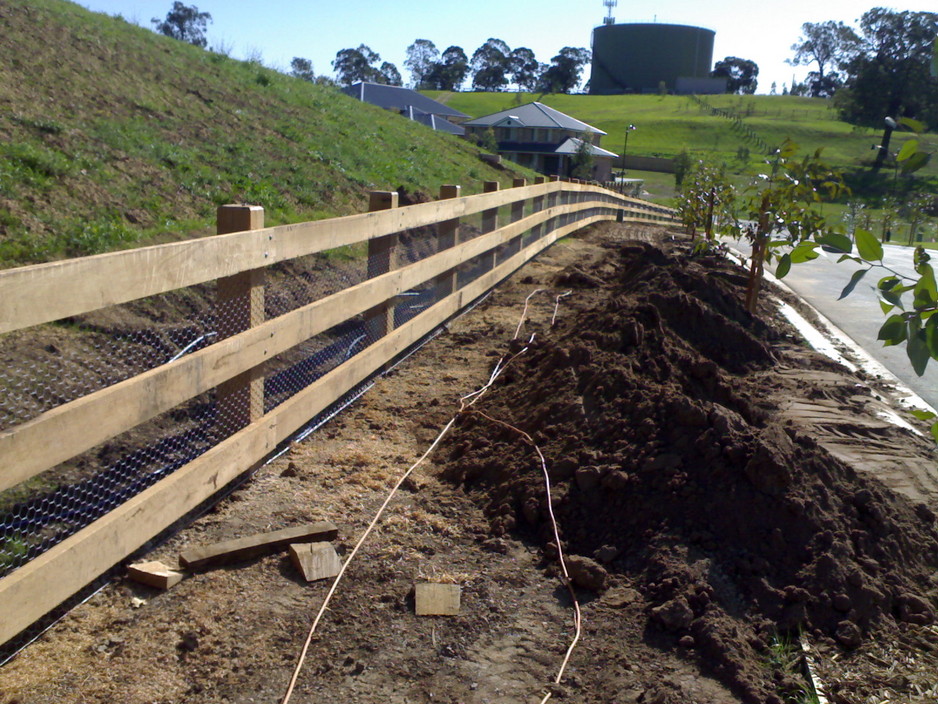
2;223;938;704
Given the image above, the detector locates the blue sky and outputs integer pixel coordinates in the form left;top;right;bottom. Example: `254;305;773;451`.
77;1;935;94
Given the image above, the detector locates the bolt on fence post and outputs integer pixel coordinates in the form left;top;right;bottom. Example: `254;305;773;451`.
216;204;266;436
366;190;399;342
509;178;526;259
482;181;499;272
434;184;461;299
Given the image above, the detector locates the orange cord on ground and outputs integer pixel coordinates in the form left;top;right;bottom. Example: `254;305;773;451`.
281;290;577;704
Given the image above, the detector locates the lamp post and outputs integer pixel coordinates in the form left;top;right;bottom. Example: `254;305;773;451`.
619;124;636;181
871;116;897;173
870;143;899;194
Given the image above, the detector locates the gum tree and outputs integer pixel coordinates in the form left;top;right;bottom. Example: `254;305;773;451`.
151;2;211;47
788;21;861;98
404;39;439;88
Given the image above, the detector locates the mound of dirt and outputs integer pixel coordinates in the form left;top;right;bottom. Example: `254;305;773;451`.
444;241;938;703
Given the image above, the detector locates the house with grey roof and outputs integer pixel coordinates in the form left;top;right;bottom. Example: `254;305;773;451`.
461;102;618;180
342;82;467;135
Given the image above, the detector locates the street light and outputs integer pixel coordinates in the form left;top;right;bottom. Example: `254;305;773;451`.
871;143;899;193
872;116;898;173
619;124;636;181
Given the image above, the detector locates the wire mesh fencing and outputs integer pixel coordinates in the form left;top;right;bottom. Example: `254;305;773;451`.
0;210;479;578
0;182;667;656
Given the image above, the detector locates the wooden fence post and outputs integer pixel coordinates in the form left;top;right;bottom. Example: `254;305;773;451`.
509;178;526;258
216;204;265;436
548;176;561;234
528;176;546;246
434;184;461;298
482;181;499;271
366;190;399;341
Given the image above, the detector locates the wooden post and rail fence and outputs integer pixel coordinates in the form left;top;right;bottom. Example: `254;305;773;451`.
0;179;676;646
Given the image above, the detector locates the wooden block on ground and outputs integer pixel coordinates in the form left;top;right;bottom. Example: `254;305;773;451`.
127;560;185;590
415;582;461;616
288;542;342;582
179;521;338;570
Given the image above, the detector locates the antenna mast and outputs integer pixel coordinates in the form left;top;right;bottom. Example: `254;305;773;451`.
603;0;616;25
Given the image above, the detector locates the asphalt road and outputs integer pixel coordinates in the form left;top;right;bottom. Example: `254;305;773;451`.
729;237;938;409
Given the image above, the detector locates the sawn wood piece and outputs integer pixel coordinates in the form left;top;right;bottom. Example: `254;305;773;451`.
179;522;338;570
288;542;342;582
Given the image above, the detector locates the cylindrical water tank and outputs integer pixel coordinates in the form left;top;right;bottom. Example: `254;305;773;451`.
589;23;715;95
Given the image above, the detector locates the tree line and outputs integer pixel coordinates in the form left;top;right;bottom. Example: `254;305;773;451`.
328;39;592;94
148;4;592;93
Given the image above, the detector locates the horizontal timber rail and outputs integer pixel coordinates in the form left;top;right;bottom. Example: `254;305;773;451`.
0;182;673;335
0;178;676;647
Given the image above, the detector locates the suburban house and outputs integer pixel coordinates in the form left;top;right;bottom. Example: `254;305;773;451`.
461;102;618;181
342;82;467;135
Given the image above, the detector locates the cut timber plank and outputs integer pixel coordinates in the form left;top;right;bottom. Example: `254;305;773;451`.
179;522;338;570
289;542;342;582
415;583;461;616
127;561;184;590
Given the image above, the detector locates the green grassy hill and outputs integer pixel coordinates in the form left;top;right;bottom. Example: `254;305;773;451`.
427;91;938;177
0;0;532;268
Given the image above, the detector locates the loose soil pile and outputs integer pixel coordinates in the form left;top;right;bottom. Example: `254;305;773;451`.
443;240;938;702
2;225;938;704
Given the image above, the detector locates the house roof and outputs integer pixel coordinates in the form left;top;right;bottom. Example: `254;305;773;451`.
405;106;465;136
498;138;618;158
462;102;606;135
554;137;617;158
342;82;468;119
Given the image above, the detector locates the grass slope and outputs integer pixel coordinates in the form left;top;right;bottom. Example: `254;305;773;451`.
429;91;938;176
0;0;533;268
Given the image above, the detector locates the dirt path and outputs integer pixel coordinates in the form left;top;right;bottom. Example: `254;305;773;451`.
1;223;937;704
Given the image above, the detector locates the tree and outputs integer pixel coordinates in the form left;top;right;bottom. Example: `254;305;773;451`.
151;2;211;48
404;39;439;89
424;46;469;91
738;140;846;313
290;57;315;82
476;127;498;152
711;57;759;94
789;21;861;98
537;47;591;94
673;148;693;188
677;158;737;242
507;47;540;92
377;62;402;86
570;138;595;180
833;9;938;171
332;44;383;86
471;38;511;92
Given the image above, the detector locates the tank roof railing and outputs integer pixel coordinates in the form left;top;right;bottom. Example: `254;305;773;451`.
593;19;717;33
